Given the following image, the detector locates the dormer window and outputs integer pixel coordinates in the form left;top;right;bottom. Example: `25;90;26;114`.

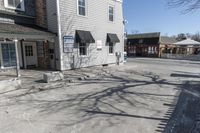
4;0;25;11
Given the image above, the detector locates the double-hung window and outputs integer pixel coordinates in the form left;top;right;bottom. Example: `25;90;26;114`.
78;0;86;16
109;6;114;22
4;0;25;11
79;43;87;56
108;42;114;54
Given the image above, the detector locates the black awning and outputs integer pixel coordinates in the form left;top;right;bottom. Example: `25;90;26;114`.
107;33;120;43
75;30;95;43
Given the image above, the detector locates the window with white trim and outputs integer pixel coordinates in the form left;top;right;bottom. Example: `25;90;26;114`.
148;46;157;54
1;43;16;67
78;0;86;16
108;5;114;22
4;0;25;11
148;47;152;54
108;42;114;54
79;43;87;56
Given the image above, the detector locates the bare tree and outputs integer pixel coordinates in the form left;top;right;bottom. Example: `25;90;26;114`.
172;32;200;42
131;30;140;34
176;33;187;41
191;32;200;41
185;33;192;38
167;0;200;13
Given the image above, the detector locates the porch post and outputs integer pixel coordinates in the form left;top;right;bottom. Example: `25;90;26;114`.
14;39;20;77
176;47;179;54
0;43;4;69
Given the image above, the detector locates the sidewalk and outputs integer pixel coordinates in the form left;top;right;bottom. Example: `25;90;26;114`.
0;66;115;92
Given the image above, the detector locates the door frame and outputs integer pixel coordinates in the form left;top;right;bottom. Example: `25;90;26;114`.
49;42;56;69
22;41;38;69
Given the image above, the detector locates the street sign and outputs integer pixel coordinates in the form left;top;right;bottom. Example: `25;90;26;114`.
97;40;102;50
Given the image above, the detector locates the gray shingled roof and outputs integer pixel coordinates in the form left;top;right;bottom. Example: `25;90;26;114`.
160;36;177;44
0;23;55;37
127;32;160;39
174;38;200;45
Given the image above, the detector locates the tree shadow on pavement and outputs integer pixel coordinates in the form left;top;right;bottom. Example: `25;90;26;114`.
171;73;200;78
156;72;200;133
0;69;184;131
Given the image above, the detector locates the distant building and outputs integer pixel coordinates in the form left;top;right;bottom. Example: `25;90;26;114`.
173;39;200;55
161;38;200;58
159;36;178;56
126;32;177;57
127;32;160;57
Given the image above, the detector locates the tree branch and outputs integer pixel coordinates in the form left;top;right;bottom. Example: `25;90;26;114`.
167;0;200;13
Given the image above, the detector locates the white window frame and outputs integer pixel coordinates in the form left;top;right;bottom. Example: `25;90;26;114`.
154;47;158;54
0;42;17;68
79;43;88;56
4;0;25;11
108;42;115;55
77;0;87;16
148;46;152;54
108;5;114;22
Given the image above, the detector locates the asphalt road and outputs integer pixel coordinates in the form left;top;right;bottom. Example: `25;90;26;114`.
126;57;200;133
0;57;200;133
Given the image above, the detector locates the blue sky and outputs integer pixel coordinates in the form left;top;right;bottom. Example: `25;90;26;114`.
123;0;200;36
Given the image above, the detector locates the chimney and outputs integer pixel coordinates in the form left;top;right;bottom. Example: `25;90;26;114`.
35;0;47;28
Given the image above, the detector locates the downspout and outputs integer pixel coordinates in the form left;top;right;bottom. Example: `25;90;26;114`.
56;0;63;71
121;1;125;64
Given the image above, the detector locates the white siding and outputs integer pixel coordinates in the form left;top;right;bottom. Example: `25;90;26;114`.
57;0;124;70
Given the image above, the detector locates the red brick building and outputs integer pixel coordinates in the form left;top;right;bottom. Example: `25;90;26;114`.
127;33;160;57
127;32;177;58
